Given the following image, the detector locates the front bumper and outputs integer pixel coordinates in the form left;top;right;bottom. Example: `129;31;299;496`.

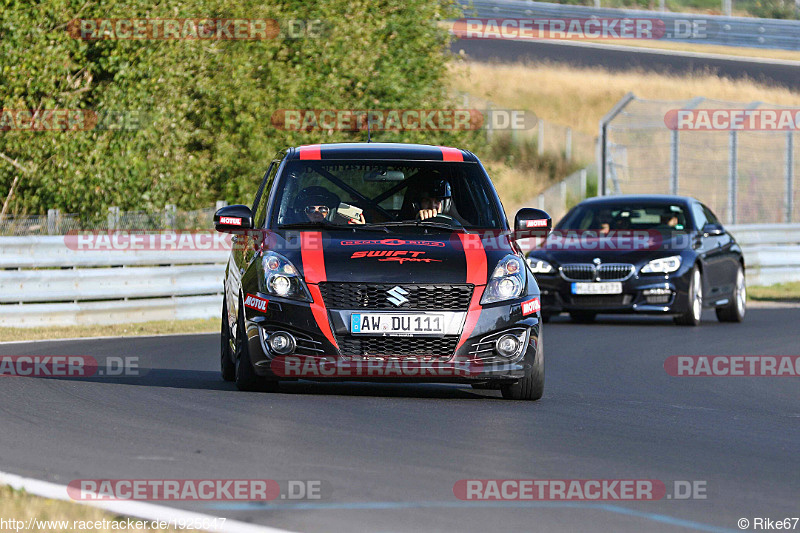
244;291;541;382
535;265;694;315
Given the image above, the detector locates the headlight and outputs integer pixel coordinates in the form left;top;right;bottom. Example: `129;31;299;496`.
641;255;682;274
262;252;311;301
526;257;554;274
481;254;526;305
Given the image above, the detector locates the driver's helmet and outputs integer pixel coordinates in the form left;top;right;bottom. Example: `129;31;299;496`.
415;178;452;214
293;186;340;220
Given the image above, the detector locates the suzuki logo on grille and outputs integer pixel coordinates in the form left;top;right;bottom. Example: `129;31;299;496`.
386;286;409;307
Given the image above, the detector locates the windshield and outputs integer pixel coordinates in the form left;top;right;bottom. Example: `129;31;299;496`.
268;160;504;229
558;203;692;233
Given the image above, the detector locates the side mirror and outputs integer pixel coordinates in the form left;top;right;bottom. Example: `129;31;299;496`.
514;208;552;239
214;205;254;232
701;222;724;237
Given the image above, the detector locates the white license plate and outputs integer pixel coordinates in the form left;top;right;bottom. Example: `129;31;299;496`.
571;282;623;295
350;313;444;335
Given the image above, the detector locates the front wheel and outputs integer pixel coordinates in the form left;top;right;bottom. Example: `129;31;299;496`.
234;300;278;392
716;265;746;322
674;266;702;326
220;298;235;382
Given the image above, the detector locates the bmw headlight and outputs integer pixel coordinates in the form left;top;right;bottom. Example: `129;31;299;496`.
641;255;682;274
526;256;554;274
262;252;311;301
481;254;526;305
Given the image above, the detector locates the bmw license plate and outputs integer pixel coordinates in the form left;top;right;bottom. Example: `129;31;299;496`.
571;282;623;295
350;313;445;335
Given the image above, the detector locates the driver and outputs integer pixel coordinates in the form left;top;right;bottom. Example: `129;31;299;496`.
293;186;339;223
415;179;454;221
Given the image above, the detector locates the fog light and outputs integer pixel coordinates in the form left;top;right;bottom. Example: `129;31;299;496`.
270;275;291;297
643;288;672;305
268;331;296;355
496;334;521;358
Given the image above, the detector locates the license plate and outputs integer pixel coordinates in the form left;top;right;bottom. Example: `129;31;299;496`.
571;282;623;295
350;313;444;335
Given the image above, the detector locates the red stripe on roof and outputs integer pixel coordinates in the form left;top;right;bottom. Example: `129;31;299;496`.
298;145;322;160
440;147;463;162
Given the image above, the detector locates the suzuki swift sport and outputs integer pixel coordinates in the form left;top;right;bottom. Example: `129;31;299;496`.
214;143;551;400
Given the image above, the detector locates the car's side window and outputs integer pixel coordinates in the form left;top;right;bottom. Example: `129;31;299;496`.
691;202;708;230
253;157;281;228
702;204;721;226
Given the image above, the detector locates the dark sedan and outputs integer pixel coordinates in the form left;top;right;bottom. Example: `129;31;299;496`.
526;195;746;326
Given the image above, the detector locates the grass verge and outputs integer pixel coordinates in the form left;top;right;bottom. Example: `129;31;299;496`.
748;281;800;301
0;485;177;532
449;61;800;136
0;318;217;343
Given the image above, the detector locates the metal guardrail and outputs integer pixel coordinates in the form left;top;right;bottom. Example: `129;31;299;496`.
0;226;796;327
458;0;800;51
0;236;229;328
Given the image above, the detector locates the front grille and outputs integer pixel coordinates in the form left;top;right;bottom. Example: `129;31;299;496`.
319;283;473;310
338;335;459;360
561;263;634;282
569;295;632;306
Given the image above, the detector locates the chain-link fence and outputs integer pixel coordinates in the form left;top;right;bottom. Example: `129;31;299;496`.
0;204;222;235
534;165;598;223
600;95;799;224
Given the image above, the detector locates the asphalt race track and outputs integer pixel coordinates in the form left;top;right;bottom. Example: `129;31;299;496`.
1;308;798;533
451;38;800;91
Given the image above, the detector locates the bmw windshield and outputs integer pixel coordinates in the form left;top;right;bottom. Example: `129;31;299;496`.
558;203;692;233
269;160;505;230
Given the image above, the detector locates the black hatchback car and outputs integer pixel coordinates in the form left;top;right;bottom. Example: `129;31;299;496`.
526;195;745;326
213;143;552;400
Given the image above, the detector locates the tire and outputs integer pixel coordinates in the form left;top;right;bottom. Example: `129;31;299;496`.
569;311;596;323
540;312;551;324
674;266;703;326
220;298;235;382
716;265;746;323
234;299;278;392
501;330;544;401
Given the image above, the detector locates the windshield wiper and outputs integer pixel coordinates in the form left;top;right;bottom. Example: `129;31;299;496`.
278;221;389;232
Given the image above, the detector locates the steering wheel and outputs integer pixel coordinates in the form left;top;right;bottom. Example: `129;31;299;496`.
426;213;462;226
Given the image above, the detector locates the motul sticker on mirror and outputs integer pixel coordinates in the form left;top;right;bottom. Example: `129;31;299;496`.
220;216;242;225
521;297;541;316
526;219;548;227
244;293;268;312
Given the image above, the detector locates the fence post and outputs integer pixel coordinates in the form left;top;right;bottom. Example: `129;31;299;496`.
486;101;493;144
538;194;545;210
215;200;228;211
598;92;635;197
107;206;119;229
565;127;573;161
537;120;545;156
560;180;567;214
580;168;588;200
787;131;795;223
47;209;59;235
728;131;738;225
164;204;176;229
670;129;679;195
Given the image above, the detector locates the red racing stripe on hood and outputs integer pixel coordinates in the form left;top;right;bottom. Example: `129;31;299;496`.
301;231;338;350
298;144;322;160
440;146;463;162
456;233;487;351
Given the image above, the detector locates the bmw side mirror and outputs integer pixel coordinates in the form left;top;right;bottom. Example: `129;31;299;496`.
214;205;254;232
701;222;724;237
514;208;552;239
